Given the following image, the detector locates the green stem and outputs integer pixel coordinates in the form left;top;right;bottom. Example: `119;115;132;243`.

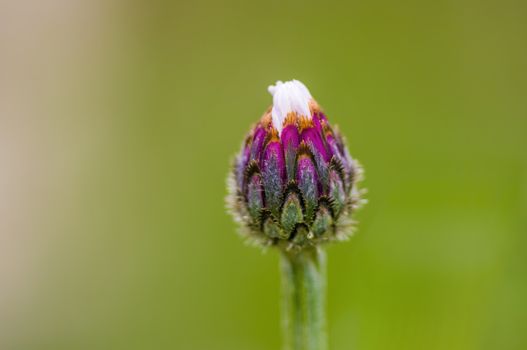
280;247;327;350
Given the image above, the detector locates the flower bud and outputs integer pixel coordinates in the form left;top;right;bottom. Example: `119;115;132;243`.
227;80;364;250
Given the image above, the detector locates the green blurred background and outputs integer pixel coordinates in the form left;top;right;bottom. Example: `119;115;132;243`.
1;0;526;349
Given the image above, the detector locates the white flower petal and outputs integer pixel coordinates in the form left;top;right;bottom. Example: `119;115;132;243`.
268;79;312;134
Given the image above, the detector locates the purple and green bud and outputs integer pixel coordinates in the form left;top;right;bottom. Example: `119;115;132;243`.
227;80;363;250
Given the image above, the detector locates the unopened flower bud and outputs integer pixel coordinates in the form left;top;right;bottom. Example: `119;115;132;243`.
227;80;364;250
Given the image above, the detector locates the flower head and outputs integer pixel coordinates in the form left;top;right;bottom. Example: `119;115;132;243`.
227;80;364;251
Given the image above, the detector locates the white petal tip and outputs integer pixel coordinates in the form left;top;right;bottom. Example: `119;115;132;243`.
267;80;283;96
267;79;312;134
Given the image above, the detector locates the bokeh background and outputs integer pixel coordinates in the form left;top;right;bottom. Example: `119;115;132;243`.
1;0;526;349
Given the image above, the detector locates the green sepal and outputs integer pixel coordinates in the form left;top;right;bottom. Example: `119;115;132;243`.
311;205;333;237
281;192;304;236
328;169;346;217
263;216;286;239
297;163;318;224
247;173;264;221
296;146;318;224
291;224;309;246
